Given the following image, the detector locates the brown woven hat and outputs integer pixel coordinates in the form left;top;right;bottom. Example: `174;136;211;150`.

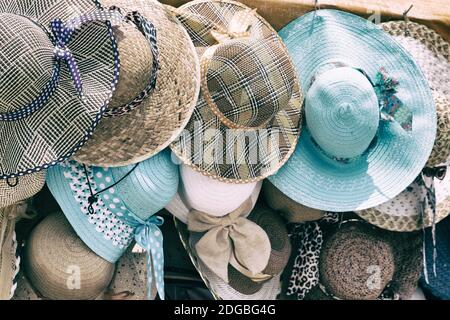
170;0;303;183
318;221;422;300
0;171;46;209
263;181;324;223
73;0;200;167
0;203;27;299
24;213;115;300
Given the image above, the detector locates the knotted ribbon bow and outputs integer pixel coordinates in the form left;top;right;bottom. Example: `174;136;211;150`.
133;215;165;300
187;198;271;283
50;10;124;97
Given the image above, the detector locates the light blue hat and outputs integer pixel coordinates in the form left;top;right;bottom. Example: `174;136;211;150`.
46;149;179;299
269;9;437;212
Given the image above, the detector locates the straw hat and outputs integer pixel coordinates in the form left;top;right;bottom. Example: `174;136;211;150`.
0;203;26;300
420;216;450;300
170;0;303;183
24;213;115;300
263;181;324;223
0;171;46;209
285;214;422;300
46;149;178;299
268;9;436;212
0;0;120;179
72;0;200;167
173;186;290;300
165;168;262;223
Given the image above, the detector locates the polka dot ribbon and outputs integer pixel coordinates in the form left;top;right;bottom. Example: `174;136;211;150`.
133;215;165;300
50;10;124;98
103;9;159;118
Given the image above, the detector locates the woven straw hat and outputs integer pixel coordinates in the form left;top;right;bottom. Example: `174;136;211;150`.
170;0;303;183
0;171;46;209
286;215;422;300
356;20;450;231
24;213;116;300
263;181;324;223
47;150;178;299
73;0;200;167
420;216;450;300
0;203;26;300
0;0;119;179
268;9;437;212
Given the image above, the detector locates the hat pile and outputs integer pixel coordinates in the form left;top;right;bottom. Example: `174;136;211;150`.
1;0;449;301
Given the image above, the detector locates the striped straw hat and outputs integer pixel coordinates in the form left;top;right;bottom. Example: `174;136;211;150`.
170;0;303;183
0;0;120;180
72;0;200;167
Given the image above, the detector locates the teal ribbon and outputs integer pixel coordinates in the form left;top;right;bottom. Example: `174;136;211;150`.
134;215;165;300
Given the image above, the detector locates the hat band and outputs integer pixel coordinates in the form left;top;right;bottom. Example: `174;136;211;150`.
102;9;160;118
307;62;413;163
0;9;124;122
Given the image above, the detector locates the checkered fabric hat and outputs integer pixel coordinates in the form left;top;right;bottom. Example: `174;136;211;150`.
0;0;119;180
170;0;303;183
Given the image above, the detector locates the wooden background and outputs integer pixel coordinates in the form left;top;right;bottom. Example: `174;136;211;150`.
161;0;450;43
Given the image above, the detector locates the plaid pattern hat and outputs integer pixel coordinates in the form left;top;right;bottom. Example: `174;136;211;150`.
0;0;120;180
170;0;303;183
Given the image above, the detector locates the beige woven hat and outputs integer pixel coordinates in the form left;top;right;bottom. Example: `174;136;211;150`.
73;0;200;167
170;0;303;183
263;181;324;223
0;171;46;209
24;213;116;300
0;203;26;300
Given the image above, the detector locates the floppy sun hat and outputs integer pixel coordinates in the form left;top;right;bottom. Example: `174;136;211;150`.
170;0;303;183
46;149;179;300
73;0;200;167
0;0;120;180
0;171;46;209
268;9;437;212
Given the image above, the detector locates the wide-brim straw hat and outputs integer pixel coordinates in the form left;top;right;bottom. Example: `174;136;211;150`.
285;215;422;300
170;0;303;183
0;171;46;209
0;203;26;299
268;9;436;212
0;0;119;179
165;176;262;224
46;149;178;263
72;0;200;167
24;213;116;300
420;215;450;300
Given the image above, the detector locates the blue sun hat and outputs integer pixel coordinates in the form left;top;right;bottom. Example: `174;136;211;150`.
268;9;437;212
46;149;179;300
420;215;450;300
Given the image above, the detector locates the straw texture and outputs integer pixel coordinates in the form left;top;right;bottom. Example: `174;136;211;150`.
170;0;303;183
24;213;115;300
73;0;200;167
0;0;119;179
0;171;46;209
269;9;436;212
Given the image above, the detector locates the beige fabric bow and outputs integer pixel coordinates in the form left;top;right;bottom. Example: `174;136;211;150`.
188;198;271;283
0;202;30;300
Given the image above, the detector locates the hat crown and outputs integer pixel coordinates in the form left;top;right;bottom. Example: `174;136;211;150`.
305;67;379;159
203;36;295;128
0;13;54;113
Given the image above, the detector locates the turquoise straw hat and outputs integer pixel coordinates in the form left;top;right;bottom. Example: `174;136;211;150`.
46;149;179;299
268;9;437;212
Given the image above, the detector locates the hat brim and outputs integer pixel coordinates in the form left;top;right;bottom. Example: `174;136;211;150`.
73;0;200;167
170;0;303;183
0;0;119;179
175;219;281;300
0;171;46;209
269;9;436;212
